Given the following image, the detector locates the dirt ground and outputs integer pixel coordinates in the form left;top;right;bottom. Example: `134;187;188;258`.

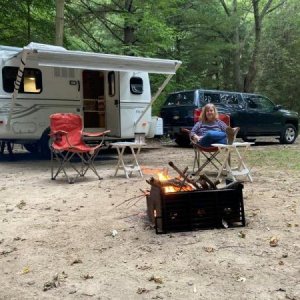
0;138;299;300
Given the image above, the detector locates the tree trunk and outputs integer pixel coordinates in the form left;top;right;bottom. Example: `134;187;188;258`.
232;0;243;91
26;0;32;43
123;0;135;55
243;0;261;92
55;0;65;46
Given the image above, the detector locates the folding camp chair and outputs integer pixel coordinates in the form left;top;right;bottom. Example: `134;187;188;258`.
49;113;110;183
185;114;233;176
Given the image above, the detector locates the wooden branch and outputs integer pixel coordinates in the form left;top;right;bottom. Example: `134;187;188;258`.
168;161;201;189
199;174;217;189
220;181;243;190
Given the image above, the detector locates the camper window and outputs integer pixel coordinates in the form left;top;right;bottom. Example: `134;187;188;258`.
108;71;115;96
130;77;143;94
2;67;42;94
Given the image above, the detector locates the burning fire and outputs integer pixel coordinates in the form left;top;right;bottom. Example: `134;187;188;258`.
142;166;195;193
156;171;194;193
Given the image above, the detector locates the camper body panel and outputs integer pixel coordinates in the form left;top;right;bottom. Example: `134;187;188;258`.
0;42;182;156
0;57;81;142
119;72;152;138
0;51;154;145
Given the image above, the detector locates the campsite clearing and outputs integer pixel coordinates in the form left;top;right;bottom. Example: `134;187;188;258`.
0;139;299;299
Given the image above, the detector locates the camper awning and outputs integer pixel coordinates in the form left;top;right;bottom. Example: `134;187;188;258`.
21;43;181;74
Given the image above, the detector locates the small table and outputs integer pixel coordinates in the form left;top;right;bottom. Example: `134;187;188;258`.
211;142;254;182
111;142;145;178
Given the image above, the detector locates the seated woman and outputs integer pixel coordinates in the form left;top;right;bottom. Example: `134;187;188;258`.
190;103;239;147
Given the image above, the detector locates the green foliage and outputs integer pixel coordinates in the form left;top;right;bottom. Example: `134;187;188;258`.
0;0;299;115
256;0;300;113
0;0;55;46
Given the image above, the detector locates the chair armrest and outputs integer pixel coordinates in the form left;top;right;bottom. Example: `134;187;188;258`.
49;130;74;148
82;130;110;137
49;130;68;137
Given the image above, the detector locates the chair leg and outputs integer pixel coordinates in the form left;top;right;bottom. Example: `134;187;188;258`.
77;148;103;180
193;151;221;177
51;151;80;183
193;147;200;173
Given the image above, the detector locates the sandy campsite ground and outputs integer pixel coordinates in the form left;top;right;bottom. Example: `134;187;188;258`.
0;138;299;300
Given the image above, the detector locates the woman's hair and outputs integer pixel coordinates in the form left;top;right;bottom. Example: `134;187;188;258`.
200;103;219;122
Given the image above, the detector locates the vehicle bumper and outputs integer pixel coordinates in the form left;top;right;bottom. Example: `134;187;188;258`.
163;126;193;138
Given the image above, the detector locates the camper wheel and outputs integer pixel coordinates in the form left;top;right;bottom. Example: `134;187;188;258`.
39;128;51;159
24;143;39;154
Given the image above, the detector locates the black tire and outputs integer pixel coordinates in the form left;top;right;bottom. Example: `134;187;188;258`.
242;136;256;143
39;128;51;159
23;143;39;154
175;134;191;147
280;124;297;144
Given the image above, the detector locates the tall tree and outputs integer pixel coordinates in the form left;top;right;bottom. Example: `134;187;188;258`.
55;0;65;46
0;0;55;46
219;0;287;92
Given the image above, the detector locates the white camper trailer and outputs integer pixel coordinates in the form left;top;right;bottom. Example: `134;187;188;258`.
0;43;181;156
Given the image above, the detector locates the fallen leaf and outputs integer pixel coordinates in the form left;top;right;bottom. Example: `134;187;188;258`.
269;236;279;247
149;275;163;284
82;274;94;280
137;287;149;294
238;231;246;238
16;200;26;209
203;246;215;253
21;266;30;274
70;259;82;265
236;276;246;282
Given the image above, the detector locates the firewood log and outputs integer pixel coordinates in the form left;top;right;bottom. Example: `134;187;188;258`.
168;161;201;189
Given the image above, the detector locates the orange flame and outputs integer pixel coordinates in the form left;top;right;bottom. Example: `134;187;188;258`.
142;167;194;193
156;171;194;193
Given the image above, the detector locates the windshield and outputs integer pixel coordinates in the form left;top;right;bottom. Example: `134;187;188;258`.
164;91;195;106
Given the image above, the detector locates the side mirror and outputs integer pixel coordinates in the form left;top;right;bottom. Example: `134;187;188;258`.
274;104;282;111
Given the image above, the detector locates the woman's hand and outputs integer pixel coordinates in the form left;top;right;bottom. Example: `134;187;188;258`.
192;134;202;142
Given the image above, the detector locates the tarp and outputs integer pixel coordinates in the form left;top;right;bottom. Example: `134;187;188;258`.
20;43;182;74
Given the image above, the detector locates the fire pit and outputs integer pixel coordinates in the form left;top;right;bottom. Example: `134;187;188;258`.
146;162;245;234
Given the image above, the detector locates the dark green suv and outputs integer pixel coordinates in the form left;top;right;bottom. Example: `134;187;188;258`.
160;89;299;146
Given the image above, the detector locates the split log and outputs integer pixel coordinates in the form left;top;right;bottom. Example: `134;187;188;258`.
199;174;217;189
199;179;209;190
220;181;243;190
168;161;201;189
146;177;190;188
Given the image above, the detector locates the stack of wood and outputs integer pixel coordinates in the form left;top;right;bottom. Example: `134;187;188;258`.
146;161;240;192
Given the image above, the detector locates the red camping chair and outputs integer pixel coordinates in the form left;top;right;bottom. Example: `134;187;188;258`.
50;113;110;183
185;114;232;176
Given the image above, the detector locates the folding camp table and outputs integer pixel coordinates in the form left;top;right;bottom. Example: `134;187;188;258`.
111;142;145;178
211;142;254;182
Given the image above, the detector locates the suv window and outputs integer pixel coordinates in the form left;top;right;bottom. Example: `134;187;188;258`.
220;93;239;105
245;95;274;112
203;93;221;104
165;91;195;106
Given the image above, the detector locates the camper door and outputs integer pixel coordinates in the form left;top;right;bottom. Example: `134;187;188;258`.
82;70;120;135
105;71;120;136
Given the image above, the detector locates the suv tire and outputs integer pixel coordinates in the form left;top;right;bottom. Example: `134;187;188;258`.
175;134;191;147
280;124;297;144
24;143;39;154
39;128;51;159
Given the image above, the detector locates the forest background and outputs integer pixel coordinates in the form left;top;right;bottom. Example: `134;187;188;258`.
1;0;299;115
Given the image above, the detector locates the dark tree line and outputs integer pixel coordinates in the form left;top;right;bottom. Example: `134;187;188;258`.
0;0;299;113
